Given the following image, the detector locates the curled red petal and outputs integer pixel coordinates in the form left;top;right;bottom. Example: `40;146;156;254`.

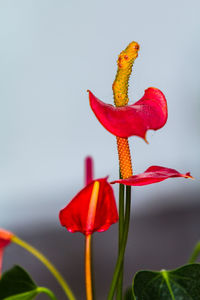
0;229;14;276
88;88;168;140
0;229;13;248
59;178;118;235
110;166;193;186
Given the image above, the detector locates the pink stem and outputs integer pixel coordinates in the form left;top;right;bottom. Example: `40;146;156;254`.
85;156;94;186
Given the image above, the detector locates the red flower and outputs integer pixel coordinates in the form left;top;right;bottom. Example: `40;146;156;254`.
110;166;193;186
0;229;13;248
88;87;167;141
59;178;118;236
0;229;14;277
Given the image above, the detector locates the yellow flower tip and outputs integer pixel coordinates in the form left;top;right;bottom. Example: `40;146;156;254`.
126;41;140;54
185;173;195;180
144;133;149;144
117;41;140;69
113;41;140;107
86;181;100;234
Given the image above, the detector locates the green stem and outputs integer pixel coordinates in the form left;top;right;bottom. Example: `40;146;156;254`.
37;287;58;300
12;236;76;300
188;241;200;264
116;180;125;300
107;186;131;300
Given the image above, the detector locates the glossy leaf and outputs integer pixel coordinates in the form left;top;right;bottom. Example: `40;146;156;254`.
59;178;118;235
0;265;56;300
133;263;200;300
88;87;167;140
110;166;193;186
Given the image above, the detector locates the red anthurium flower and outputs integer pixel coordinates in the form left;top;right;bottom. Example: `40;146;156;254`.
88;87;167;141
110;166;193;186
0;229;14;277
0;229;13;248
59;178;118;236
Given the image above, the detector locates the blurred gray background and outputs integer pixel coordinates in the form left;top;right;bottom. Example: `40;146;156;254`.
0;0;200;299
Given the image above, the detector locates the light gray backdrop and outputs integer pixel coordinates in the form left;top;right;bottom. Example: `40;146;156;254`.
0;0;199;230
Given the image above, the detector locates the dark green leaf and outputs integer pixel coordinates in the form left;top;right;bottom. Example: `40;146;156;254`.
132;263;200;300
124;286;134;299
0;265;56;300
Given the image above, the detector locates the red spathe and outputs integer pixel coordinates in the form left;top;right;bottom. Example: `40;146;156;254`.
89;88;168;140
110;166;193;186
0;229;13;248
59;178;118;235
0;229;13;277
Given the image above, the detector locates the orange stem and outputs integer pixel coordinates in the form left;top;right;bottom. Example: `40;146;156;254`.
85;234;92;300
85;181;100;300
